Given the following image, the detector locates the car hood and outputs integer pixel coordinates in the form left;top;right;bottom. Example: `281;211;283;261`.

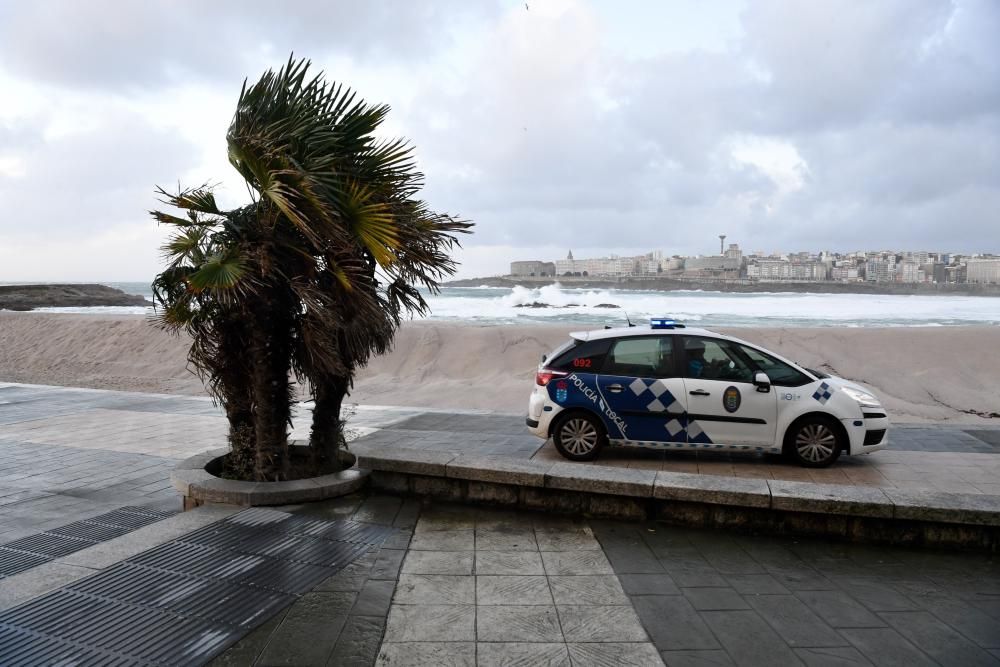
821;375;881;399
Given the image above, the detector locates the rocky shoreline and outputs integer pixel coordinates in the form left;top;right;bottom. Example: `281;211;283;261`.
0;284;149;311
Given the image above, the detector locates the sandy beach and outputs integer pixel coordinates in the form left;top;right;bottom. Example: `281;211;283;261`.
1;312;998;424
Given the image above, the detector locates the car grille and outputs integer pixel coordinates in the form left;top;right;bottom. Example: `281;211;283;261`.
864;429;886;446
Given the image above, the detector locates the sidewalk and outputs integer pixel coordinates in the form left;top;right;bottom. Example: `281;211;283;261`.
1;382;999;664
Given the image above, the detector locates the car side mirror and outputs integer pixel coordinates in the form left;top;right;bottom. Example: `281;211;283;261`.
541;354;547;363
754;371;771;393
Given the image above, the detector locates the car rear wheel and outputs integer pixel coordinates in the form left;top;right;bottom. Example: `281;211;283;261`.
785;416;843;468
552;412;606;461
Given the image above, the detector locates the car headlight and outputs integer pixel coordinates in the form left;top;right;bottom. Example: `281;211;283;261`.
841;386;880;407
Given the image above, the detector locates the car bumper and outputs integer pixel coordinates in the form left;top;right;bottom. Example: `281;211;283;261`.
843;414;890;454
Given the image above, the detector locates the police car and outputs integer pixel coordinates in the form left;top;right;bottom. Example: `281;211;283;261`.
526;318;889;467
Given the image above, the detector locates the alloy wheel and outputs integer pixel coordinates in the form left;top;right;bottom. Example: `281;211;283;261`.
560;418;599;456
795;423;837;463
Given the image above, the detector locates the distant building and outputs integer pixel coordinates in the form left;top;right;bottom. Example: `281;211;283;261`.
510;260;556;277
967;258;1000;284
897;261;922;284
865;257;896;283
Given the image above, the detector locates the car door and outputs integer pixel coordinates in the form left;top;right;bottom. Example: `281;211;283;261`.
680;336;777;447
596;335;688;444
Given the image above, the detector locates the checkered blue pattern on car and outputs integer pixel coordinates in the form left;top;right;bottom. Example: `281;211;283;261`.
627;378;712;444
812;382;833;404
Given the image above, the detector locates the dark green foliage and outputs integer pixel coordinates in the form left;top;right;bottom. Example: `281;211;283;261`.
151;56;472;481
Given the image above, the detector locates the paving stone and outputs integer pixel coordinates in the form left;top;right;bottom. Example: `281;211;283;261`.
477;604;563;642
477;642;570;667
603;543;666;574
839;627;938;667
326;615;385;667
745;594;850;648
880;611;999;666
682;587;751;611
794;590;885;628
0;561;101;612
350;579;396;616
541;550;614;575
666;566;731;589
534;525;602;551
208;608;288;666
725;574;790;595
370;548;407;579
477;575;552;605
375;641;475;666
618;573;681;596
413;509;477;532
632;595;721;651
917;595;1000;649
315;559;373;592
393;574;475;605
549;575;629;605
828;579;917;612
793;647;873;666
255;591;356;666
475;526;537;551
383;603;476;642
764;565;837;592
558;604;650;642
477;550;545;575
409;528;475;551
702;609;805;666
401;549;474;575
659;650;735;666
568;642;665;666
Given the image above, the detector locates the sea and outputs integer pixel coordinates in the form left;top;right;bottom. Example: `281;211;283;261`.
4;281;1000;328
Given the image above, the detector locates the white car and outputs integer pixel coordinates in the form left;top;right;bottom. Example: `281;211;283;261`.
526;319;889;467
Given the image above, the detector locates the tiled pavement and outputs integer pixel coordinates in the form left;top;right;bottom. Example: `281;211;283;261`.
1;382;1000;664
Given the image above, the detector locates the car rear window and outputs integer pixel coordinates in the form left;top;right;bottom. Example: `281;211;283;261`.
549;338;611;372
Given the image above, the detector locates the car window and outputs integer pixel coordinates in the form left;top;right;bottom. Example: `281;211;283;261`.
549;339;611;372
603;337;675;377
683;337;754;383
737;344;813;387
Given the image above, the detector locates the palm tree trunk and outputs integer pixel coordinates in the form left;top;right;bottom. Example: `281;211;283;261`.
249;294;292;481
310;374;349;469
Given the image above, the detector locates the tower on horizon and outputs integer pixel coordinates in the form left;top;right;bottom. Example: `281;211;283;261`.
719;235;726;255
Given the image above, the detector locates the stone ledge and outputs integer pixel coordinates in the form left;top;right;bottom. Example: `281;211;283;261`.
445;455;551;487
546;462;656;498
768;480;894;519
355;448;457;477
654;472;771;508
883;488;1000;526
172;449;369;508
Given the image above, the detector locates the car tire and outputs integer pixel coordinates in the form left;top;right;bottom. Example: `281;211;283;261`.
552;412;606;462
785;416;843;468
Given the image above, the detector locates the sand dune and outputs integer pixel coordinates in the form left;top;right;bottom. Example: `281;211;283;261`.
1;312;997;423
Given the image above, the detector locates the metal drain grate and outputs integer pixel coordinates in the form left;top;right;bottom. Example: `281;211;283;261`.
0;504;178;578
0;508;393;666
0;549;50;579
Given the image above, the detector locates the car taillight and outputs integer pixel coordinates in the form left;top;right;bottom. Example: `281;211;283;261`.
536;368;568;386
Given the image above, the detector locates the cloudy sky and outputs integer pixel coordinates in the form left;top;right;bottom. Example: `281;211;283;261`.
0;0;997;281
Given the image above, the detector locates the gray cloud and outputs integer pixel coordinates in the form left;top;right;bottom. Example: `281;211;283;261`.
0;0;499;89
0;0;998;282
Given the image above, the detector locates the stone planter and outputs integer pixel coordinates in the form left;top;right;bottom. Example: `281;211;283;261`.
171;445;369;510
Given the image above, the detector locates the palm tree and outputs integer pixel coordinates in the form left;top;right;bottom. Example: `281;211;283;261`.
152;56;471;481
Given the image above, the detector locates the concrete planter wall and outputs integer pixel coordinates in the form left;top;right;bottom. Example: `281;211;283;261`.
172;446;369;510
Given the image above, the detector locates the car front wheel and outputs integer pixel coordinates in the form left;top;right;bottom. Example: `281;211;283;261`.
786;417;843;468
552;412;606;461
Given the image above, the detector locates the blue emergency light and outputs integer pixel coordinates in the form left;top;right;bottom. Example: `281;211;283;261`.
650;317;677;329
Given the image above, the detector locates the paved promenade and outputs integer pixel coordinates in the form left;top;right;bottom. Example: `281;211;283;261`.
1;382;999;665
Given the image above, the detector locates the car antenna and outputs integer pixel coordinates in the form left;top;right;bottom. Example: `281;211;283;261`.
624;312;636;328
